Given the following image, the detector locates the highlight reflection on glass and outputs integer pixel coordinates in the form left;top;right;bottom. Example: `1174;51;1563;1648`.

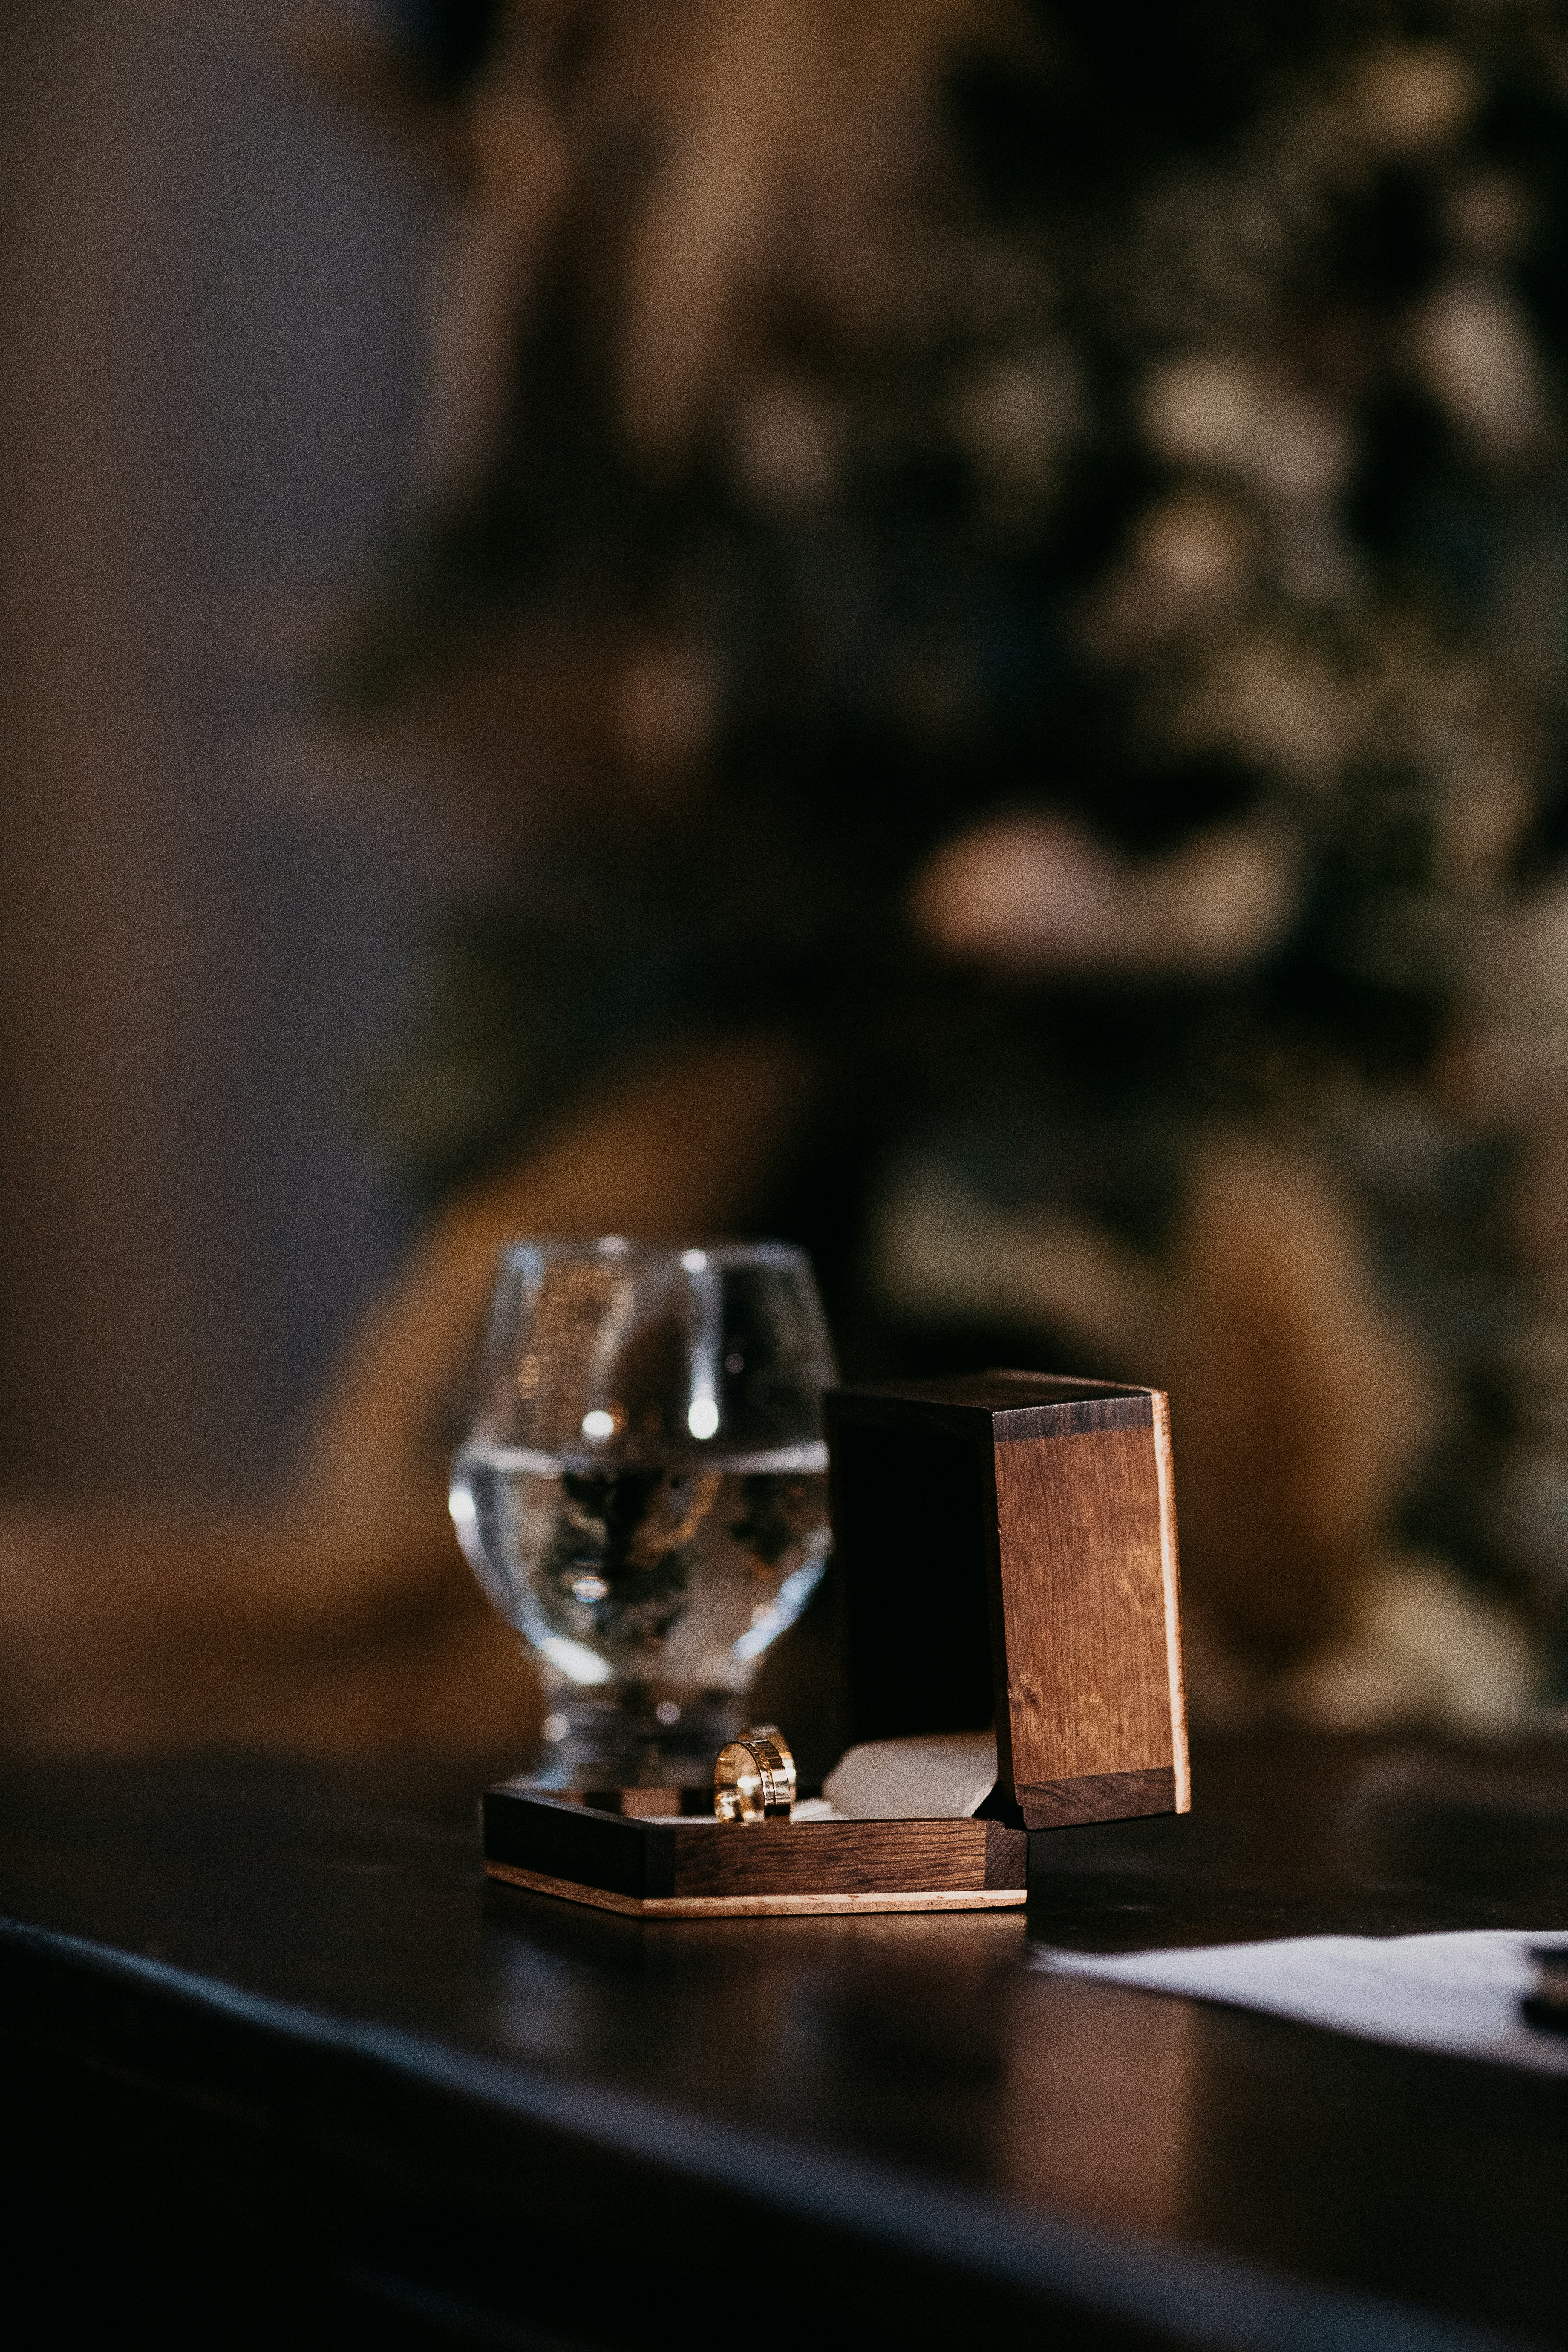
450;1238;837;1789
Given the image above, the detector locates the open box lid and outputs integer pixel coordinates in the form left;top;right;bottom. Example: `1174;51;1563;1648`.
825;1372;1189;1831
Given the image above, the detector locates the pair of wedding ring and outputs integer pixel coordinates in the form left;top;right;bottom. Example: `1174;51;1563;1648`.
714;1725;796;1822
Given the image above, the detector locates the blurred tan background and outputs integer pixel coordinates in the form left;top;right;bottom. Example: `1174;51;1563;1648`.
4;2;1568;1759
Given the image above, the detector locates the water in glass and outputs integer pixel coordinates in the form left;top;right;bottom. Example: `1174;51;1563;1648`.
449;1238;836;1788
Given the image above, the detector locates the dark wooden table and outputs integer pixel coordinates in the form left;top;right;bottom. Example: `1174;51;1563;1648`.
2;1732;1566;2349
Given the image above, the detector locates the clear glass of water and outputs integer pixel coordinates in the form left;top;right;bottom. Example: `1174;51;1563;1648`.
450;1237;837;1790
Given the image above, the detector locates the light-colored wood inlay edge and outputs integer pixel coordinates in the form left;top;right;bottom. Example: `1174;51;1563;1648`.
484;1862;1026;1917
1150;1388;1190;1813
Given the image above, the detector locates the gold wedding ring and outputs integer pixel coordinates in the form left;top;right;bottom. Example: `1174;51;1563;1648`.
714;1724;796;1823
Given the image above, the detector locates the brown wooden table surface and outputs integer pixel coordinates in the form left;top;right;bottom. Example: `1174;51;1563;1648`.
1;1730;1566;2349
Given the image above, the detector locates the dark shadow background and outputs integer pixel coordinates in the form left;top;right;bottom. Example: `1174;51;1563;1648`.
0;0;482;1504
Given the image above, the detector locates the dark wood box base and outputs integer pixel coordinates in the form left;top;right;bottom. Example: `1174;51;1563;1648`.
483;1784;1028;1918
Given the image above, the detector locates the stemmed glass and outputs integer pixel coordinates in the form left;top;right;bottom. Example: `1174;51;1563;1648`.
449;1237;837;1791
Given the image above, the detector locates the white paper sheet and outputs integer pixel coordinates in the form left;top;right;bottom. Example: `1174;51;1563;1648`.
1033;1929;1568;2074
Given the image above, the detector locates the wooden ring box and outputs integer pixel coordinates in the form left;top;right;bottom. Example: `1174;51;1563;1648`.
483;1373;1190;1917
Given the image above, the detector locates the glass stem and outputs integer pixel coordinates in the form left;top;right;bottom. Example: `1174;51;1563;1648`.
527;1683;749;1792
